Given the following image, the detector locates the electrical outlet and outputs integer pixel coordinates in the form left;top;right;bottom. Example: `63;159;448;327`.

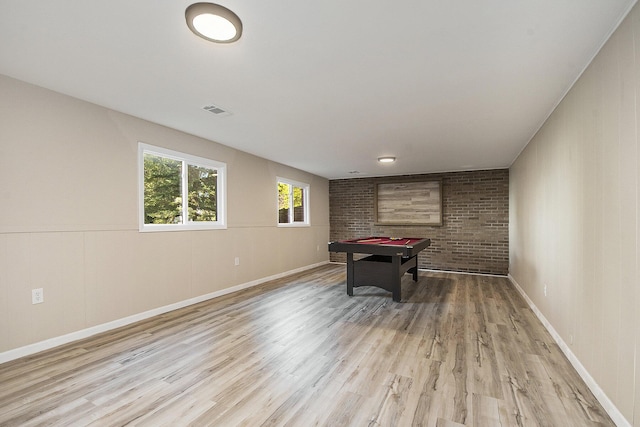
544;284;547;297
234;257;240;266
569;334;574;345
32;288;44;304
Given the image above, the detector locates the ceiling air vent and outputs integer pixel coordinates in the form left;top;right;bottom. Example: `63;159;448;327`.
202;103;231;117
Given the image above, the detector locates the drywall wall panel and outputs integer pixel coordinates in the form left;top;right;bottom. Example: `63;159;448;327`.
510;4;639;423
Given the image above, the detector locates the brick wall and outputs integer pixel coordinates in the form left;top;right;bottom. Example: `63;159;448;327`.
329;169;509;275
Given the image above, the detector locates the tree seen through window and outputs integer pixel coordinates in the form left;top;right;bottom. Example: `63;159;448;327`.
278;180;308;224
143;153;218;225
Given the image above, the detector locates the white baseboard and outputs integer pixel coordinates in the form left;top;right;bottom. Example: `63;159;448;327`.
0;261;329;365
329;262;509;279
508;274;630;427
420;268;507;278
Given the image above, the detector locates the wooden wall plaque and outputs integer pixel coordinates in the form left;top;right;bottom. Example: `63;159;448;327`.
375;180;442;226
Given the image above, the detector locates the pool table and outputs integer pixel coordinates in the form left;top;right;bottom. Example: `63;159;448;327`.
328;237;431;302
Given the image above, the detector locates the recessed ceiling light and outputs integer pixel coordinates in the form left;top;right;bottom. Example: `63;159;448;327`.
377;156;396;163
186;3;242;43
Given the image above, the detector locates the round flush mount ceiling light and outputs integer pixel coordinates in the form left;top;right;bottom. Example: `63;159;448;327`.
377;156;396;163
186;3;242;43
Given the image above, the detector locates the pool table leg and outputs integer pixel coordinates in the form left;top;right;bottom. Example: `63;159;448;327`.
411;256;418;281
346;252;354;296
392;256;401;302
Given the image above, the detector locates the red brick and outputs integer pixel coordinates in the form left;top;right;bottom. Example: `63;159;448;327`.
329;169;509;275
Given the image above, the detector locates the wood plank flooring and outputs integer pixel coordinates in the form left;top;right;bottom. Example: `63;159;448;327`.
0;264;614;426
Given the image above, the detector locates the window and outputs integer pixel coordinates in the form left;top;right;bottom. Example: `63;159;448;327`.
277;177;309;226
139;143;226;231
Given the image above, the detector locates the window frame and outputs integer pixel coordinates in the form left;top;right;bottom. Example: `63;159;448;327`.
138;142;227;232
277;177;310;227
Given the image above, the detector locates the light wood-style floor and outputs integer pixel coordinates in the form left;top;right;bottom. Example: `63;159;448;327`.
0;264;614;426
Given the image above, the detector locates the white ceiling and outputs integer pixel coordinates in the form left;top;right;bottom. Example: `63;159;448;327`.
0;1;636;179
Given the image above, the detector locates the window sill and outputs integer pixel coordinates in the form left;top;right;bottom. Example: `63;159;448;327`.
139;223;227;232
277;223;310;228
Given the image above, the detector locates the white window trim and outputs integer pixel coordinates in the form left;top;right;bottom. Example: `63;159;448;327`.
138;142;227;232
277;177;310;227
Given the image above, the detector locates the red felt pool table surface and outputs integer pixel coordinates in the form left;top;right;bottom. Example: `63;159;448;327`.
345;237;424;246
328;237;431;256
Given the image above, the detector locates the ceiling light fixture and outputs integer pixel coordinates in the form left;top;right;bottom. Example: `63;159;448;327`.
186;3;243;43
377;156;396;163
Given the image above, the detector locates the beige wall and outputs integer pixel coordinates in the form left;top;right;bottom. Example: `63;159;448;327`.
0;74;330;354
510;5;639;425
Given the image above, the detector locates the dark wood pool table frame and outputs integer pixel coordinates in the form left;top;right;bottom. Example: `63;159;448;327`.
328;237;431;302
